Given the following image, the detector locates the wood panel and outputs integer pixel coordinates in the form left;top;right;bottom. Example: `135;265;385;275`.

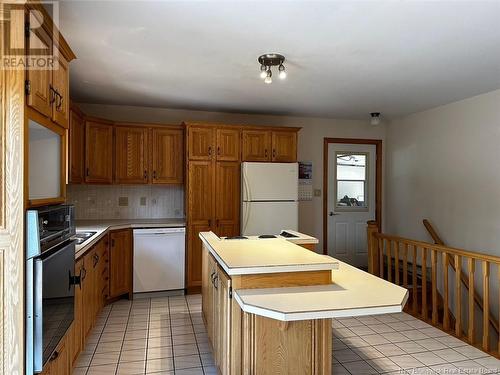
151;127;184;184
188;125;214;160
114;126;149;184
188;161;214;224
272;131;297;162
253;315;313;375
68;106;85;183
299;243;316;251
216;127;240;161
85;120;113;183
0;7;26;372
235;270;332;289
217;267;232;375
242;129;271;161
188;224;211;291
51;50;69;128
109;229;132;298
214;161;240;238
82;249;95;338
72;258;84;365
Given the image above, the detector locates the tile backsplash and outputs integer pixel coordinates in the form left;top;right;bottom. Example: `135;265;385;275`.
67;185;184;220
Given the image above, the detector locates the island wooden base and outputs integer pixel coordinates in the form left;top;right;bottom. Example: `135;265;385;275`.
241;313;332;375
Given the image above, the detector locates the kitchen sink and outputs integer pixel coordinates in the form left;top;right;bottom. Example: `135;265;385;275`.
73;231;97;245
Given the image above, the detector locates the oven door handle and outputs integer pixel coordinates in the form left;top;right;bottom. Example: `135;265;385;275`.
33;258;43;372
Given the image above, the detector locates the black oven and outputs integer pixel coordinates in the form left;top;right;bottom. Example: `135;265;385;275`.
26;205;79;374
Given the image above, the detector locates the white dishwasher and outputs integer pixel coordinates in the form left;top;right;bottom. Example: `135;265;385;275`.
133;227;185;293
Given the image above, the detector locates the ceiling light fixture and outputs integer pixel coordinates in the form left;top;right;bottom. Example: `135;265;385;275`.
258;53;286;84
370;112;381;126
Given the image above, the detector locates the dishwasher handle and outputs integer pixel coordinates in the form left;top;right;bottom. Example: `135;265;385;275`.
133;227;186;236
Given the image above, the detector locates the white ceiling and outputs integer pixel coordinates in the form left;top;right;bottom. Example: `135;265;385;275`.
60;1;500;119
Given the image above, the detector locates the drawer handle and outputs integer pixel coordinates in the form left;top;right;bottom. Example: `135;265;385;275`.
265;149;268;158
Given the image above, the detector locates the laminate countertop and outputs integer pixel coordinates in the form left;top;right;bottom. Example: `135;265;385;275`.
234;260;409;321
74;218;186;259
199;231;338;276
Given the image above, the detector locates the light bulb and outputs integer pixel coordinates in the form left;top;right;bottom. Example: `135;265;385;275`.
264;76;272;84
259;64;267;79
279;70;287;79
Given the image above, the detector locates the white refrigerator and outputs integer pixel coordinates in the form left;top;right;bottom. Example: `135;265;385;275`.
241;162;299;236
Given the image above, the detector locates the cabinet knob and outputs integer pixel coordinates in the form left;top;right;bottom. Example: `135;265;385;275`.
208;146;212;156
272;149;276;159
144;170;148;179
265;149;268;158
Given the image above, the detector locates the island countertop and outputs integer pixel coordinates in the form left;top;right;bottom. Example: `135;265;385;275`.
199;231;338;276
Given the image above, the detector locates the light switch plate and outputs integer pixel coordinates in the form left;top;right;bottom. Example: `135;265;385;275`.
118;196;128;206
314;189;322;197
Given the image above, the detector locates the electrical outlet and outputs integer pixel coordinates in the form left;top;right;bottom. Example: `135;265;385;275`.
140;197;147;206
313;189;322;197
118;196;128;206
175;209;181;216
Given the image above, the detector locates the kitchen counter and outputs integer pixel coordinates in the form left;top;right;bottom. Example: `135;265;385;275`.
74;218;185;259
234;260;409;321
199;231;337;275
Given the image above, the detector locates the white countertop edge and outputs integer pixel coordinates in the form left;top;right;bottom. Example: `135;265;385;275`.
199;235;338;276
234;290;409;322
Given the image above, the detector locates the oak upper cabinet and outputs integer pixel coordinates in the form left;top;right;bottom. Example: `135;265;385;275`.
114;126;149;184
26;15;73;128
151;127;184;184
188;125;215;160
109;229;132;299
214;162;240;238
26;20;53;118
51;50;70;128
68;106;85;183
216;128;240;161
85;120;113;184
242;129;272;161
272;130;297;162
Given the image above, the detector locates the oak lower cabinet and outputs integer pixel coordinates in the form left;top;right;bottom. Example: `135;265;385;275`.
82;248;96;338
214;161;240;238
85;120;114;183
109;229;133;298
71;258;84;365
41;334;70;375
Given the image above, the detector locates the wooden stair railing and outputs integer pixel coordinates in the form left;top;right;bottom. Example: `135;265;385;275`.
367;220;500;358
423;219;499;337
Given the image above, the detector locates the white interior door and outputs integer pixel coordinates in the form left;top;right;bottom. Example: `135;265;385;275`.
327;143;376;267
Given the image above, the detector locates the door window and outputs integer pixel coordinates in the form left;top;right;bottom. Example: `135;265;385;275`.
335;152;368;210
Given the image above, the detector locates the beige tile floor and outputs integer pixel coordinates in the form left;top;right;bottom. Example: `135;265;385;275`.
73;294;500;374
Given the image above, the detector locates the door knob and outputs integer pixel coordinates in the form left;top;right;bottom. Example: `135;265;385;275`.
329;212;340;216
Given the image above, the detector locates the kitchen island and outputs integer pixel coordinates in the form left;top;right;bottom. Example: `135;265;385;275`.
200;231;408;375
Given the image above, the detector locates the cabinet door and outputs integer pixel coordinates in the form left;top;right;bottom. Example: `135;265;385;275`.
109;230;132;298
52;51;69;128
214;162;240;238
187;126;214;161
151;128;184;184
71;258;84;365
272;131;297;162
85;121;113;183
216;128;240;161
97;235;110;304
82;250;95;338
242;130;272;161
188;161;214;225
26;21;52;118
217;267;232;375
48;335;69;375
69;108;85;183
187;223;211;291
205;253;217;343
114;126;149;184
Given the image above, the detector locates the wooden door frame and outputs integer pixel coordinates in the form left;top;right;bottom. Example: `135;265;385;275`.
323;138;382;255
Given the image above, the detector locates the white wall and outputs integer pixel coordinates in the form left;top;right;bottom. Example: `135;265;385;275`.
385;89;500;254
78;103;386;250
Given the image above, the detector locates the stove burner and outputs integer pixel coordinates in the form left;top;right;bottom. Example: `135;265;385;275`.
225;236;248;240
258;235;277;238
280;231;298;238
